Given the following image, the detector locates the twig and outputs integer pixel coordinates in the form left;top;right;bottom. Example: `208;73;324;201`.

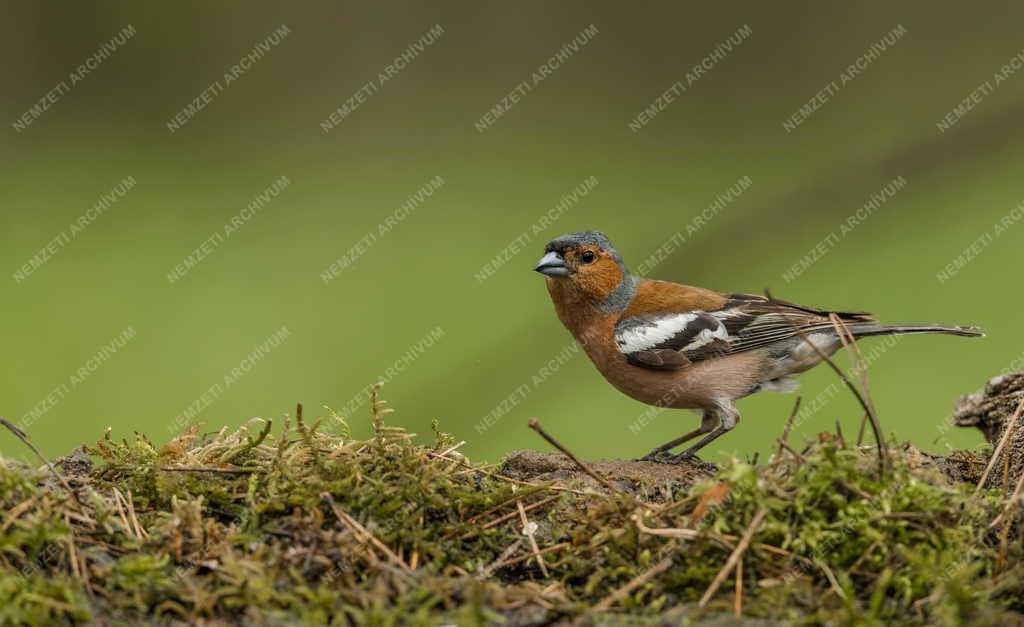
840;480;872;501
794;328;887;474
156;466;264;474
633;514;699;540
1;418;78;497
734;558;743;617
856;412;868;447
64;511;82;581
830;314;875;405
829;314;884;459
776;397;802;460
436;440;466;458
777;439;807;463
461;485;551;527
988;466;1024;530
973;396;1024;498
528;418;650;509
321;492;412;575
634;515;806;565
997;504;1015;571
458;495;560;541
698;508;768;608
472;495;561;534
755;542;809;563
848;540;878;572
653;492;700;516
587;556;673;618
424;449;599;498
112;488;142;539
496;542;568;569
124;488;147;539
517;501;549;577
63;510;94;597
527;418;619;493
816;558;848;599
1;493;42;533
1003;437;1013;493
111;488;133;537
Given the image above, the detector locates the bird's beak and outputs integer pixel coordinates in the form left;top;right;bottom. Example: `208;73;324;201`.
534;251;570;277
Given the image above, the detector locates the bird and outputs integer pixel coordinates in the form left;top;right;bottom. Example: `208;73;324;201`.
533;230;983;463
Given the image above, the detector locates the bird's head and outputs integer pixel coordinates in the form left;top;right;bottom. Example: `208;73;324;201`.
534;231;637;313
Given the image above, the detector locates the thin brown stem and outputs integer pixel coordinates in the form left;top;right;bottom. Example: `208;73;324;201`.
1;418;87;514
699;508;768;608
974;396;1024;499
776;397;802;459
794;329;887;474
528;418;649;508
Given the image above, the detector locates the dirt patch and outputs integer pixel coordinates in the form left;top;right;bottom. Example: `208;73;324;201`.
501;449;715;499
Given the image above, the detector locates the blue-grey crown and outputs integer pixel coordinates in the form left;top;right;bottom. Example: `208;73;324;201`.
543;231;624;265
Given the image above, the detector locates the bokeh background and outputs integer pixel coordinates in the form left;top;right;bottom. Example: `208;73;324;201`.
3;1;1022;465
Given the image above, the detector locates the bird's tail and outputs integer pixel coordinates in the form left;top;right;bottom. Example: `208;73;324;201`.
843;322;984;339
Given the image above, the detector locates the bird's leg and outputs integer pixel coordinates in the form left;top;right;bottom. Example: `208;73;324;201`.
667;401;740;464
639;410;718;462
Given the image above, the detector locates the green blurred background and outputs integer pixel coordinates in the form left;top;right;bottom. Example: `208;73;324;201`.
2;1;1022;465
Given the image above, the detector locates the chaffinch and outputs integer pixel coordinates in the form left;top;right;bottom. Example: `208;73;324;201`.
534;231;983;463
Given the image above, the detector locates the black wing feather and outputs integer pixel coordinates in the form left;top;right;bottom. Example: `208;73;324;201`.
615;295;875;371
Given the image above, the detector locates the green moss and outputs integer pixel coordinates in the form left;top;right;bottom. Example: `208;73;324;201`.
1;396;1022;625
0;571;91;625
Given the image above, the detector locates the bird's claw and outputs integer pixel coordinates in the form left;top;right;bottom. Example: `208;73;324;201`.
637;450;700;465
665;451;700;465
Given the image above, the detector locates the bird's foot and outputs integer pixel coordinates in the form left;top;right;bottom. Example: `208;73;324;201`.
638;450;702;465
665;450;701;465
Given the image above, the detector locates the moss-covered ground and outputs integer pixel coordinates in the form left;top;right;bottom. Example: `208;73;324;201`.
1;387;1022;626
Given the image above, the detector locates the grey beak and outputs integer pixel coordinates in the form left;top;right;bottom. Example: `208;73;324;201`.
534;251;570;277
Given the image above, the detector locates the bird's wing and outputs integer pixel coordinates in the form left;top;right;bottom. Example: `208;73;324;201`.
614;293;876;371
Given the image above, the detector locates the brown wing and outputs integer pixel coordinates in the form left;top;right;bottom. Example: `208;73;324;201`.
716;293;876;354
615;289;876;370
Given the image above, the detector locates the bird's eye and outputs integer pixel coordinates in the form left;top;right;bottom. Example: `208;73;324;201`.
580;251;597;264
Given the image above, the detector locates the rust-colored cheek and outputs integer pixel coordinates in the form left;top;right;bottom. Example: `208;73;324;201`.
575;261;623;302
